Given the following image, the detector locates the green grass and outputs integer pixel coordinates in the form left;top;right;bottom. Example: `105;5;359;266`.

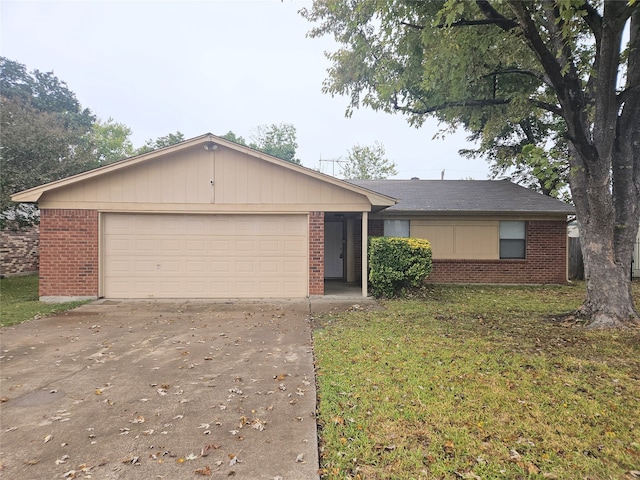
0;274;88;327
314;283;640;479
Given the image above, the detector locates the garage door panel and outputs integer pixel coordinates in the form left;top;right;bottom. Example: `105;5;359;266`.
284;259;306;274
103;214;308;298
284;239;305;253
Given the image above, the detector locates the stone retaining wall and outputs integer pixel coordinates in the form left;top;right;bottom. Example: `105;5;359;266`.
0;226;40;277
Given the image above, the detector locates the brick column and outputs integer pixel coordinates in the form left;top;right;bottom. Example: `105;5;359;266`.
39;209;99;299
308;212;324;295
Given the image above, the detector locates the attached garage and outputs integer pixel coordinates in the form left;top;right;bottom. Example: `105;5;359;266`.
13;134;395;301
103;213;308;298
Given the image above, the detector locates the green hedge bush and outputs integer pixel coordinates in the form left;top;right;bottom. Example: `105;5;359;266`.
368;237;432;298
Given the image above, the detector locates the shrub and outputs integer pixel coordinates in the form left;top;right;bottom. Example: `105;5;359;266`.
368;236;432;298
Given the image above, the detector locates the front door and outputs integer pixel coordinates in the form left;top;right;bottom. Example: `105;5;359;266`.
324;221;344;278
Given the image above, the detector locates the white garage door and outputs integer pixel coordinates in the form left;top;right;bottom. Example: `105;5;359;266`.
103;214;308;298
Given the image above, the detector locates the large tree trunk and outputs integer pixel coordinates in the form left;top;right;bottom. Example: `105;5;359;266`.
576;218;638;328
569;143;639;328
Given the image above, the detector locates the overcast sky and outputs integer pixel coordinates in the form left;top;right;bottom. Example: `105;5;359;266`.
1;0;491;180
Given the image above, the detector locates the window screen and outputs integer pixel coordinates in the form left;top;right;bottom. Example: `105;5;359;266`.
384;220;410;238
500;221;526;259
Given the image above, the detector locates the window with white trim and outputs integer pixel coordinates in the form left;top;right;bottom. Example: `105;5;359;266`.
384;220;410;238
499;221;526;259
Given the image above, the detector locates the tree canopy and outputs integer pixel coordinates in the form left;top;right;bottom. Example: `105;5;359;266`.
0;57;95;227
301;0;639;327
221;123;301;164
89;117;134;165
134;131;185;155
340;141;398;179
1;57;190;228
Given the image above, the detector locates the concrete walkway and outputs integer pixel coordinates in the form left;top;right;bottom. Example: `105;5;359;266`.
0;296;375;479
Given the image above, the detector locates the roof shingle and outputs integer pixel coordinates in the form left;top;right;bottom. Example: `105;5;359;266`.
348;179;574;215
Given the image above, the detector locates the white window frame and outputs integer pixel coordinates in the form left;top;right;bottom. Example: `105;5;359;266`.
499;221;526;259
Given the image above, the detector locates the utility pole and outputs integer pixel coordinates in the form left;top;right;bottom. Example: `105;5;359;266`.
319;155;345;177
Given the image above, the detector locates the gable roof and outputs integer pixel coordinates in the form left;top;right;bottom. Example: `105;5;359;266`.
11;133;396;209
349;179;575;215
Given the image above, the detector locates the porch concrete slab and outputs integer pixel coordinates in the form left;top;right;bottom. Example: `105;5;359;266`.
0;298;359;479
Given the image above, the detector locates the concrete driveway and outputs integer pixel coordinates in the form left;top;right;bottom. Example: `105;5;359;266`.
0;297;373;479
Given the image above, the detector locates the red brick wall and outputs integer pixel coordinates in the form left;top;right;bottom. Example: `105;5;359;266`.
369;219;384;236
39;209;99;297
309;212;324;295
426;220;568;284
0;226;39;277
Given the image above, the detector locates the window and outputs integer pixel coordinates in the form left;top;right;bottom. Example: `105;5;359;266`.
384;220;409;238
500;221;526;259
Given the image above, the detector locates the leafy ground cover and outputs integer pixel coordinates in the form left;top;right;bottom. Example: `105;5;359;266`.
0;274;88;327
313;283;640;479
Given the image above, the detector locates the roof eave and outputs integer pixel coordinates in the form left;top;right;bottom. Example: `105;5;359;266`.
379;209;575;216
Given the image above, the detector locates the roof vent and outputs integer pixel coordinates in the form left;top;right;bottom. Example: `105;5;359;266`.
411;177;420;180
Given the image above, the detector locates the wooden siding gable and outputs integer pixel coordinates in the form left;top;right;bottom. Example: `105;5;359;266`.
12;134;395;212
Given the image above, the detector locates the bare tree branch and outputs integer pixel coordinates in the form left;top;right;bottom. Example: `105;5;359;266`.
392;95;562;116
480;68;553;87
475;0;519;31
617;83;640;106
400;21;424;30
579;1;603;42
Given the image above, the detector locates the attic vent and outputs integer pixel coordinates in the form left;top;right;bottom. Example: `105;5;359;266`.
411;177;420;180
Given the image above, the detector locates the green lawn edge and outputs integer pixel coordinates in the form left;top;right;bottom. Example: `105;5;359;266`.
0;274;89;327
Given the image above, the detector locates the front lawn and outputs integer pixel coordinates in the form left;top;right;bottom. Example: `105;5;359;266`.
0;274;88;327
314;283;640;479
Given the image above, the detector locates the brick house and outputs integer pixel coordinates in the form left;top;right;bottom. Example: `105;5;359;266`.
11;134;574;301
348;179;574;285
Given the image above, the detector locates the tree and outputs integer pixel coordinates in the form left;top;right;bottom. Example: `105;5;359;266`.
88;117;134;165
250;123;301;164
340;141;398;179
220;130;248;146
135;131;185;155
459;116;571;200
220;124;302;164
0;57;95;228
301;1;639;328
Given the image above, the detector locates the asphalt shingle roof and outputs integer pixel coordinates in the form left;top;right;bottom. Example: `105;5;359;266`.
348;179;575;215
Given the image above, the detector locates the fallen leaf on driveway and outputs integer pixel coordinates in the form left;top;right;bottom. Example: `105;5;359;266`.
129;416;145;424
251;419;266;431
296;453;305;463
185;453;198;460
195;465;212;475
201;444;221;457
44;435;52;443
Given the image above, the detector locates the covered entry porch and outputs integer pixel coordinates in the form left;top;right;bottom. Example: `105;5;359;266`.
322;212;380;297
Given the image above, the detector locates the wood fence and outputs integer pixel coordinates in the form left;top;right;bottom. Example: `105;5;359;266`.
568;237;584;280
570;236;640;280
